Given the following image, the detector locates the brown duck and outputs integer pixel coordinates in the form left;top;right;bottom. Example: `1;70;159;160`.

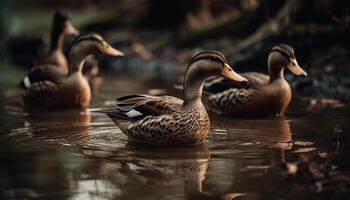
22;33;123;109
33;11;100;80
35;10;79;68
204;44;307;117
100;50;247;145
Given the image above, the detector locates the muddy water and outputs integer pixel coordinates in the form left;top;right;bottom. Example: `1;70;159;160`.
0;67;349;199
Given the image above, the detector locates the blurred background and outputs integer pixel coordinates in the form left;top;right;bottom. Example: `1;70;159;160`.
0;0;349;100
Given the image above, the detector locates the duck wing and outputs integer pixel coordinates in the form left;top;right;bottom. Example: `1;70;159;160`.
99;94;183;121
20;65;67;89
204;72;269;111
23;80;58;107
242;72;270;86
206;87;256;111
204;72;269;94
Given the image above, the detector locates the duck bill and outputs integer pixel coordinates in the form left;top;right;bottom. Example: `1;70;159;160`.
220;63;247;82
99;44;124;57
64;21;79;36
287;58;307;76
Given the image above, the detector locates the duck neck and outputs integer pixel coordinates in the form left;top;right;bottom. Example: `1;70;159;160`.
68;51;87;75
182;63;208;106
50;29;64;52
268;52;288;83
269;67;285;82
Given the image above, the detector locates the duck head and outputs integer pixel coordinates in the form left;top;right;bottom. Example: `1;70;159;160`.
52;10;79;37
268;44;307;80
49;10;79;51
68;33;124;74
185;50;247;83
183;50;247;103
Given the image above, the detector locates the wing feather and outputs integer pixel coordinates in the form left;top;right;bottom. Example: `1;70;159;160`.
23;80;58;107
204;72;269;94
100;94;183;122
20;65;67;89
207;88;255;110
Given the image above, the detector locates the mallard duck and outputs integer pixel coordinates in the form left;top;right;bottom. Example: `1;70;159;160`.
100;50;247;145
203;44;307;117
35;10;79;68
34;11;100;79
22;33;123;109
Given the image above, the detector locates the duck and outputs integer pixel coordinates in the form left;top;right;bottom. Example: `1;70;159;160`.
22;33;124;109
35;10;79;68
203;44;307;117
34;11;100;80
100;50;247;145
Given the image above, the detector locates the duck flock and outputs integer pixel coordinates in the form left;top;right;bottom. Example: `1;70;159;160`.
20;11;308;146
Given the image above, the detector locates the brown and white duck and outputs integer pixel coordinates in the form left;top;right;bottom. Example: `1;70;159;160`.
22;33;123;109
203;44;307;117
100;50;247;145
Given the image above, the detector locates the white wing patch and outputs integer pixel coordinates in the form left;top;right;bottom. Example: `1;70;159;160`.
23;76;31;88
125;109;143;118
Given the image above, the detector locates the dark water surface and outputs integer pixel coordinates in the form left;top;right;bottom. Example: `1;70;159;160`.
0;66;349;200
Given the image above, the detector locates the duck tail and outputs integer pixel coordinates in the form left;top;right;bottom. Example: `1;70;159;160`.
94;108;133;133
94;108;130;120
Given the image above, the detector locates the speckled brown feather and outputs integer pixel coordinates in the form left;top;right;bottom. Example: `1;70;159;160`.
105;95;209;145
127;102;209;145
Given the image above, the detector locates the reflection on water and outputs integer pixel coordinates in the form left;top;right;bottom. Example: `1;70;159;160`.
211;115;292;143
0;70;350;199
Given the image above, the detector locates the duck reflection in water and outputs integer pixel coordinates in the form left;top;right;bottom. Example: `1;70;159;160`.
211;114;295;172
211;115;292;145
107;143;245;200
23;109;91;145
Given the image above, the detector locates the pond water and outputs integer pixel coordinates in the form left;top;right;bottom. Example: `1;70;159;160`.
0;65;349;200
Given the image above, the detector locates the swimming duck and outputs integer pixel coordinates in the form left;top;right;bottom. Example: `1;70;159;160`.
203;44;307;117
22;33;124;109
34;11;100;80
35;10;79;68
100;50;247;145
